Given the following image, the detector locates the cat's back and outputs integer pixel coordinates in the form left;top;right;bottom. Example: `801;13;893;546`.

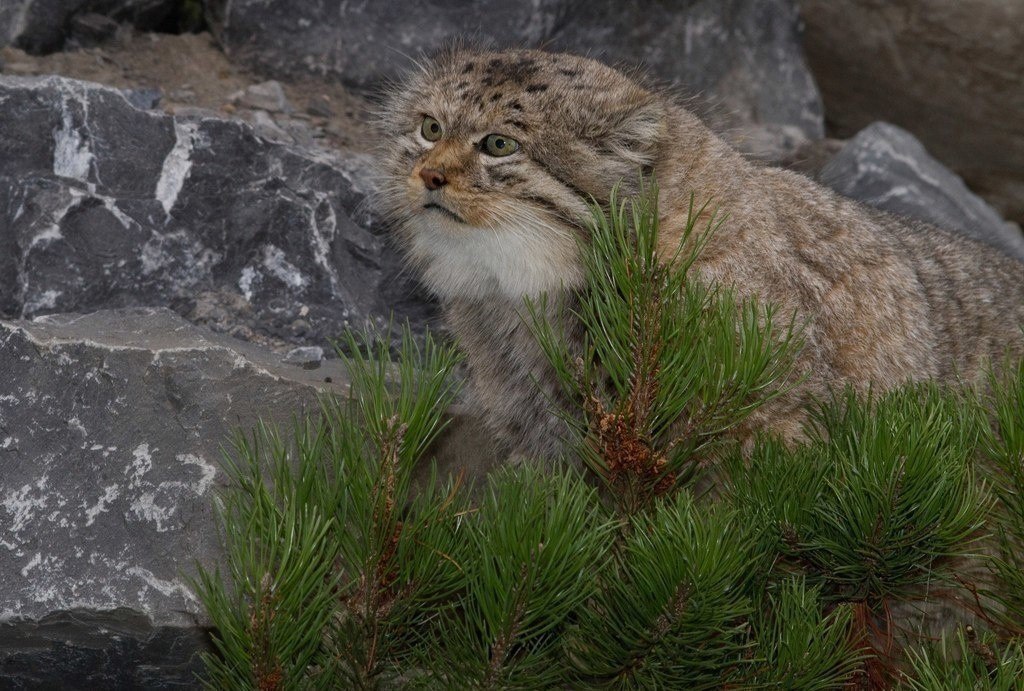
679;159;1024;391
873;208;1024;377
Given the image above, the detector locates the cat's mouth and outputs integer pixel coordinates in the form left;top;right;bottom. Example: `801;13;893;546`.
423;202;466;224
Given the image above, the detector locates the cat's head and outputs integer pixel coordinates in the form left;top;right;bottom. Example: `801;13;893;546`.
378;49;667;301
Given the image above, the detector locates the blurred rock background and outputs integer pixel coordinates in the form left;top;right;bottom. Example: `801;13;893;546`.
0;0;1021;686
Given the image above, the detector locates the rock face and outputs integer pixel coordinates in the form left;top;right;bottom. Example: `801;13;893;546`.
799;0;1024;225
0;1;183;53
207;0;564;89
208;0;824;140
819;122;1024;262
551;0;824;140
0;307;498;687
1;609;211;689
0;75;433;346
0;308;345;684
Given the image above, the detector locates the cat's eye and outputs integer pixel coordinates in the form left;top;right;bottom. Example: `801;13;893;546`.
421;116;443;142
482;134;519;157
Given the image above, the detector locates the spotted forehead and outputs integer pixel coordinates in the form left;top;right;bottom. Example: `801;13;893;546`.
427;52;593;133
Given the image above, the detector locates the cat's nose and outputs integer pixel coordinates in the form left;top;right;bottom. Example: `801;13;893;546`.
419;167;447;190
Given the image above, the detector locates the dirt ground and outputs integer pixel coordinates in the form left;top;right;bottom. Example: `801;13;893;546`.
0;29;376;152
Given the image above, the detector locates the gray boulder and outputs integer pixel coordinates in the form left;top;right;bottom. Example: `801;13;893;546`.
0;307;499;686
208;0;824;139
552;0;824;140
0;307;346;685
819;122;1024;262
800;0;1024;226
206;0;567;89
0;75;434;347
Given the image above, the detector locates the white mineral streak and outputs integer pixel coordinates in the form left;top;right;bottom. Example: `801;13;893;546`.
238;265;257;301
310;192;340;294
128;493;176;532
23;289;61;313
126;566;198;603
28;226;63;250
129;443;153;486
53;93;93;183
178;454;217;495
262;244;308;288
20;552;41;577
154;120;198;215
84;484;120;526
2;476;49;533
101;196;135;230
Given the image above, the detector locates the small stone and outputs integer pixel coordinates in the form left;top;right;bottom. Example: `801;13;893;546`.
68;13;119;47
168;105;220;119
306;94;333;118
235;80;290;113
283;346;324;369
248;109;292;143
122;87;162;111
168;88;195;103
282;118;316;148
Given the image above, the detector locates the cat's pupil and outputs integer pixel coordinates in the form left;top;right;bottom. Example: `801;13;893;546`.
430;123;439;133
495;138;505;149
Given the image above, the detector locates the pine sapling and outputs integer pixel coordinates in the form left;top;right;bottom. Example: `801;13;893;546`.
528;182;801;517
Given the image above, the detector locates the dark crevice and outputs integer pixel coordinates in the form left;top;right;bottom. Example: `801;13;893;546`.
14;1;209;55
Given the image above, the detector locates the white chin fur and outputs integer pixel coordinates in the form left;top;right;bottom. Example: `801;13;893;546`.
408;213;582;301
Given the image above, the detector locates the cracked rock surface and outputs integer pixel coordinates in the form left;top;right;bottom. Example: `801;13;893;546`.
0;74;434;347
0;308;349;625
0;307;497;686
0;307;345;684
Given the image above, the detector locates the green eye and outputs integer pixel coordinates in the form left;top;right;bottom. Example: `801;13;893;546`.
421;116;443;142
483;134;519;157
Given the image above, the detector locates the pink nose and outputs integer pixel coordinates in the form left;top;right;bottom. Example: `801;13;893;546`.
419;167;447;190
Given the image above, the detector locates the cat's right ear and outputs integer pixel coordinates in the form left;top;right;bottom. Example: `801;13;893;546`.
605;99;668;168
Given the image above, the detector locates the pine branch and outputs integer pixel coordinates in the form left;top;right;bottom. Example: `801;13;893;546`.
526;181;802;516
566;493;755;689
419;466;612;689
193;420;341;690
898;626;1024;690
745;576;861;689
979;354;1024;635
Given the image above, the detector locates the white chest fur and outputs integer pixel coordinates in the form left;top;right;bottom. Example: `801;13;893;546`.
407;212;582;301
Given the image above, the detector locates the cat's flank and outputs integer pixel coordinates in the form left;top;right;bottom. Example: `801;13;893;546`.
379;48;1024;457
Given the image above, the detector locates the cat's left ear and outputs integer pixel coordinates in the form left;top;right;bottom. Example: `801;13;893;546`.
606;99;667;167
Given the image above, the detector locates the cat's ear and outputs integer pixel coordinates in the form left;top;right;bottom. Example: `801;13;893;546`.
606;99;667;167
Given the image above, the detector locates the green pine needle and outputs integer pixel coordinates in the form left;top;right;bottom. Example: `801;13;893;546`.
566;493;755;689
527;181;802;514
